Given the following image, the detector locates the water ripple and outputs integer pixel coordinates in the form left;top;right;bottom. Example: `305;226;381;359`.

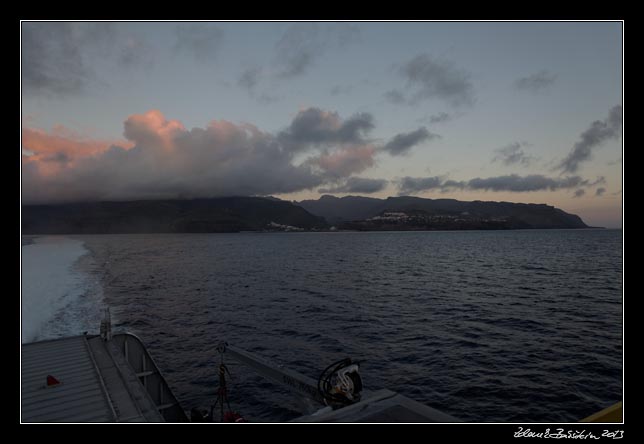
76;230;622;422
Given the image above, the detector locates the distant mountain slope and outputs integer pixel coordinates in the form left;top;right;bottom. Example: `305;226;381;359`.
297;195;589;229
22;197;327;234
296;195;384;223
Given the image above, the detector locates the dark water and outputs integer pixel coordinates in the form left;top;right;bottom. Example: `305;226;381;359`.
76;230;622;422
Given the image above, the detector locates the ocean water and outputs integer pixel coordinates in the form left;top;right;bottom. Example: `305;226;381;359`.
21;236;105;343
21;230;622;422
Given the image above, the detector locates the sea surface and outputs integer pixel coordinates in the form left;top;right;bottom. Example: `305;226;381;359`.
21;230;623;422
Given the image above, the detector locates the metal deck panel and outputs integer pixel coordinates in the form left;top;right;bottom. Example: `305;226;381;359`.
21;335;165;423
21;336;115;423
291;389;461;423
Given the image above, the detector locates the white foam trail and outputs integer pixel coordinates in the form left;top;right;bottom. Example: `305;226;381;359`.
21;236;104;343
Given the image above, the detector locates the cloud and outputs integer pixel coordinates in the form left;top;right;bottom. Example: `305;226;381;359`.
573;189;586;198
22;125;133;162
382;127;439;156
595;188;606;196
22;108;387;204
122;110;185;150
307;146;376;180
397;176;445;195
493;142;535;166
395;54;475;106
384;89;406;105
41;152;71;163
274;23;359;78
237;66;263;91
330;84;353;96
427;112;452;124
515;70;557;92
119;37;154;67
467;175;588;192
236;67;282;104
441;180;467;189
318;177;388;194
396;174;593;195
279;108;374;152
589;176;607;186
274;24;315;77
22;22;105;97
21;125;134;196
22;22;152;97
235;23;359;98
256;93;281;104
558;105;623;173
174;23;224;61
329;23;361;46
22;110;326;204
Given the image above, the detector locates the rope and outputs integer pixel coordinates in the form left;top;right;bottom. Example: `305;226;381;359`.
210;347;245;422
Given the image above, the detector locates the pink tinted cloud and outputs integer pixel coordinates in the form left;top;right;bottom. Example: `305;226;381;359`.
123;109;184;150
21;110;326;203
311;145;376;178
22;126;133;162
21;108;383;204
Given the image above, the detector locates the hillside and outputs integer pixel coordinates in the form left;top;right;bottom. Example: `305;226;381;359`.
22;195;591;234
22;197;327;234
297;195;589;229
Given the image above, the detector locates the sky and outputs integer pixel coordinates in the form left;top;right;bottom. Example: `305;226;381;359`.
21;21;623;227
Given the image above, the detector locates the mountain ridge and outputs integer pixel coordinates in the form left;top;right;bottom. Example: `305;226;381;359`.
297;195;589;229
21;197;326;234
21;194;591;234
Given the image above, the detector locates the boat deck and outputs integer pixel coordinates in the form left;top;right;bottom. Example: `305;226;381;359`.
22;334;461;423
21;334;183;422
292;389;460;423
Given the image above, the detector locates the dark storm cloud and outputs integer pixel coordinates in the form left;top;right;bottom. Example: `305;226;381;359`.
515;70;557;92
174;23;224;60
278;108;374;151
395;54;475;106
382;127;439;156
318;177;389;194
274;23;360;78
493;142;535;167
558;105;623;173
595;187;606;196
